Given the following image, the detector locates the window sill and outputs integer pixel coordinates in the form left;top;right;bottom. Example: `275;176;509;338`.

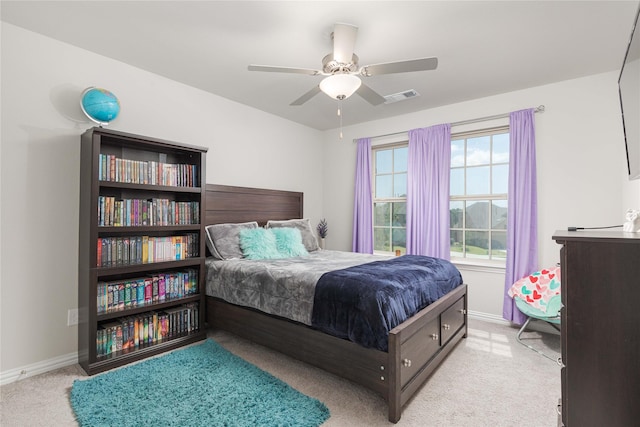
451;259;506;274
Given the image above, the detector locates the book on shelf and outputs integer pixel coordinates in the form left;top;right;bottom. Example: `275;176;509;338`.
158;276;166;302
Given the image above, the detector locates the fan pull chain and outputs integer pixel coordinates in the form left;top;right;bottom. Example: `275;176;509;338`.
338;99;343;139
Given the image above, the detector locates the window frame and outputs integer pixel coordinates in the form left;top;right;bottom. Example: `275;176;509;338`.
449;126;510;266
368;126;510;267
372;142;409;255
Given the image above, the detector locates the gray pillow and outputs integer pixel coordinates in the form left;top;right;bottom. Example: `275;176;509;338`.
205;221;259;259
265;219;319;252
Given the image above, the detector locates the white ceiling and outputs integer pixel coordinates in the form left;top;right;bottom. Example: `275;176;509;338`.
2;1;639;130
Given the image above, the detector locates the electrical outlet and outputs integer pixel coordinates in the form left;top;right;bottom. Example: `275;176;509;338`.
67;308;79;326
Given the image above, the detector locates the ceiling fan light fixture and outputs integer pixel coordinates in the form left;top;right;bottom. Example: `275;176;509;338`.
319;74;361;100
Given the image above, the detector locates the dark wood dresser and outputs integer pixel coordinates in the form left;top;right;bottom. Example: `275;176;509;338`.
552;230;640;427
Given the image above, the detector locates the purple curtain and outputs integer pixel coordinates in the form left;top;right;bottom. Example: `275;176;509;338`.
352;138;373;253
406;124;452;258
503;109;538;324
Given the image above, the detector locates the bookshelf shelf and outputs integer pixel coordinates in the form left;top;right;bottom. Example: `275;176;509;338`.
79;127;208;375
97;225;202;233
99;180;203;193
95;258;203;277
91;333;205;374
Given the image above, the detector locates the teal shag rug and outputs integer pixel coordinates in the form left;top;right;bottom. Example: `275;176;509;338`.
70;339;330;426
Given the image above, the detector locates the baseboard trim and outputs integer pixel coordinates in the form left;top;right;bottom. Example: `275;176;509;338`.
0;352;78;386
468;310;511;325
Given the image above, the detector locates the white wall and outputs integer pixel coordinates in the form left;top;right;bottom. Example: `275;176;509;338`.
0;23;324;376
322;71;629;320
622;177;640;210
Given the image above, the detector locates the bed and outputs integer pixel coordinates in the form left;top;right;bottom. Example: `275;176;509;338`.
203;184;468;423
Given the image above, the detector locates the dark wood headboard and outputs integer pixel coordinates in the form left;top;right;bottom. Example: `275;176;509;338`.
204;184;304;227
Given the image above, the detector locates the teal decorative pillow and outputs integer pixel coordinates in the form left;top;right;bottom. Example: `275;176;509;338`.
266;219;320;252
271;227;309;258
239;228;283;260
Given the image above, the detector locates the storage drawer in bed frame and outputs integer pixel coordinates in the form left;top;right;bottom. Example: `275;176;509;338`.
398;296;466;388
441;297;466;344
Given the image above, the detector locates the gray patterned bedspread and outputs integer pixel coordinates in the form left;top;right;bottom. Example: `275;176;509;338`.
205;250;389;325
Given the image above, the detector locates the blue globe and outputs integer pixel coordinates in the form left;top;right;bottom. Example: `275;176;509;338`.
81;87;120;125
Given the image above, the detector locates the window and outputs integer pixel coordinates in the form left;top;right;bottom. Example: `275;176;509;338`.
450;127;509;263
373;145;407;254
370;127;509;263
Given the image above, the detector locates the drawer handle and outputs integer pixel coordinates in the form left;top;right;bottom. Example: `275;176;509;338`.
402;358;412;368
431;333;439;340
458;309;467;315
442;324;451;330
557;357;563;367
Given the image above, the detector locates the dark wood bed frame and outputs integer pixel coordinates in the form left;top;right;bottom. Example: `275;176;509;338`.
204;184;468;423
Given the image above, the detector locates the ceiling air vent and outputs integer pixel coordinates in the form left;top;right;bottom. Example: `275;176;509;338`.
383;89;420;104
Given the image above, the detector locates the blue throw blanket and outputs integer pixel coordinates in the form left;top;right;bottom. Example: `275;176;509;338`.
311;255;463;352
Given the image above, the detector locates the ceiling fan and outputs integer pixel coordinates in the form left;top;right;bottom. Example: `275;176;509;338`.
248;23;438;106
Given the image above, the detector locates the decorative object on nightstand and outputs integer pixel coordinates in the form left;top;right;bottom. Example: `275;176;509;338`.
316;218;328;249
623;208;640;232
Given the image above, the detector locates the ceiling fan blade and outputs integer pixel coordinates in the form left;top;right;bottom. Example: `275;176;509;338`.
356;83;386;106
290;86;322;106
248;65;320;75
361;57;438;76
332;23;358;64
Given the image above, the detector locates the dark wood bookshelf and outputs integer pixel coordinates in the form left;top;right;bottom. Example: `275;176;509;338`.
79;127;208;375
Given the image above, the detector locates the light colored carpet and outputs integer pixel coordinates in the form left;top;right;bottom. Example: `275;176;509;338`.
1;318;561;426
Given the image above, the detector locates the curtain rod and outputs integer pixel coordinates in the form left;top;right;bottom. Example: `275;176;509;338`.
353;105;545;143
